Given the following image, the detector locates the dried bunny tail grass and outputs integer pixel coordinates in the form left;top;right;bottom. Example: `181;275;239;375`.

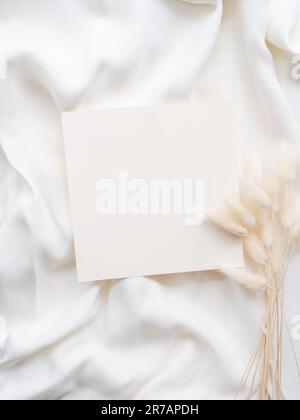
243;158;258;182
280;190;299;229
240;178;272;210
207;207;248;238
257;208;274;248
270;242;284;278
244;233;267;265
224;194;256;229
278;142;298;183
261;158;279;198
212;144;300;400
291;220;300;242
220;268;267;290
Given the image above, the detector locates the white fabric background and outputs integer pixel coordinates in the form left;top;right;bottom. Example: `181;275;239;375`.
0;0;300;400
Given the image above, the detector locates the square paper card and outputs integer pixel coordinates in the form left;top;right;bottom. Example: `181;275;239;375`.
62;99;243;282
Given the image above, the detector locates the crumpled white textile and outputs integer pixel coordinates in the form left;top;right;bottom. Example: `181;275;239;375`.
0;0;299;400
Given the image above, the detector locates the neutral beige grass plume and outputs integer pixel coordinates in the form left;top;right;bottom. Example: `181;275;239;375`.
207;206;248;238
244;233;267;266
208;141;300;400
221;268;266;291
224;195;256;229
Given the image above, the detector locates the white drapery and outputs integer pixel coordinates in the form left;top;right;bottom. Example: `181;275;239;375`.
0;0;299;400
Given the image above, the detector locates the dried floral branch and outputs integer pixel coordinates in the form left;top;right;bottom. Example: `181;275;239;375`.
208;141;300;400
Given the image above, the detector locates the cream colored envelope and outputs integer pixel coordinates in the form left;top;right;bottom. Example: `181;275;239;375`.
62;99;243;282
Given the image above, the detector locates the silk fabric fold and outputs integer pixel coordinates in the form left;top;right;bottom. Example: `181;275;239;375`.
0;0;299;400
